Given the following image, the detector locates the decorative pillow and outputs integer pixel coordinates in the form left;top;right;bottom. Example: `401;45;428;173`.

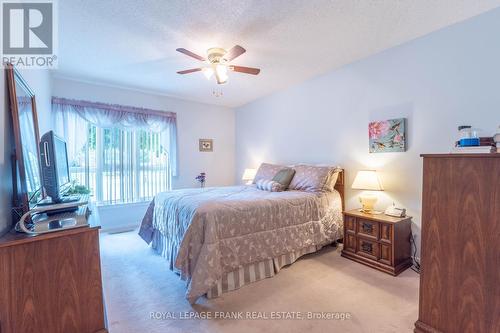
272;168;296;189
288;165;340;193
253;163;286;183
256;179;284;192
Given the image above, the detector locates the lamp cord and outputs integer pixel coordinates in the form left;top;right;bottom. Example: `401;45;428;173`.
410;230;421;274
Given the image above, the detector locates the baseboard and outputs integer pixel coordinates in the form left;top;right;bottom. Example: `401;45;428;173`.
102;225;138;234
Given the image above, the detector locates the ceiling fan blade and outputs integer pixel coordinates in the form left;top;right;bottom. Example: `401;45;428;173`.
176;48;205;61
230;65;260;75
177;68;202;74
223;45;246;61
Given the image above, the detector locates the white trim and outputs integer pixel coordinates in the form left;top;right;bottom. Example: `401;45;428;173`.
101;225;138;234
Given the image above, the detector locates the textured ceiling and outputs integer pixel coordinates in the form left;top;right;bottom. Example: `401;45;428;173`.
56;0;500;107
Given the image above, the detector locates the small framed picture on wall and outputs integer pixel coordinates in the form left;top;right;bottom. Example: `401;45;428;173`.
199;139;213;152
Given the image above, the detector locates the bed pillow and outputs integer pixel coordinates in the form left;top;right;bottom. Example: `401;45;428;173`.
288;165;340;193
272;168;296;189
253;163;287;183
256;179;284;192
324;168;341;192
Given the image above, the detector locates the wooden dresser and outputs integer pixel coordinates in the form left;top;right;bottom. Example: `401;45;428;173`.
341;209;412;276
0;207;108;333
415;154;500;333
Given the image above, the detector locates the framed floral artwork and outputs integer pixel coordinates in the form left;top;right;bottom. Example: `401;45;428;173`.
369;118;406;153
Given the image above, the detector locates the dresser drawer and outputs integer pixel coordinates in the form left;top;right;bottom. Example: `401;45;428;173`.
357;219;379;240
356;237;379;260
345;216;356;233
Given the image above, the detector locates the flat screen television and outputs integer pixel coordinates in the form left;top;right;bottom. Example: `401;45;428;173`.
39;130;73;203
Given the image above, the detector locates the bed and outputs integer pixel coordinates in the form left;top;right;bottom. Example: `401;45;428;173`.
139;166;345;304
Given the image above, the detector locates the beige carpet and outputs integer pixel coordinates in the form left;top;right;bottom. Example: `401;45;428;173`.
100;231;419;333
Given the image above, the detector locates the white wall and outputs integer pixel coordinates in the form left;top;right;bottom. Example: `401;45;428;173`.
0;68;52;235
52;77;236;230
235;9;500;254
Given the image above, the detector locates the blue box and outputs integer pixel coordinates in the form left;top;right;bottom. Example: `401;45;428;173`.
459;138;480;146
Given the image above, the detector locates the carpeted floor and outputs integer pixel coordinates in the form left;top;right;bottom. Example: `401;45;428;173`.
100;231;419;333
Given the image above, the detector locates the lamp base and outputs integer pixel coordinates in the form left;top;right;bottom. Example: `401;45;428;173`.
358;208;383;215
358;193;380;214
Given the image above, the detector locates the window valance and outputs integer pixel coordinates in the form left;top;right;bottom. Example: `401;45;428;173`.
52;97;178;176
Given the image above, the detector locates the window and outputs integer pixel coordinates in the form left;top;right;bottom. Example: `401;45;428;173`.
70;124;171;205
52;97;177;206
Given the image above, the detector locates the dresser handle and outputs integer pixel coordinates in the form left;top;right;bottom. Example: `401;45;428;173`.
361;241;373;253
362;222;373;234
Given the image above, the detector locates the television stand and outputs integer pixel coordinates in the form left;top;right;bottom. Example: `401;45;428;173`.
45;205;79;215
37;195;82;205
36;194;88;215
16;195;90;234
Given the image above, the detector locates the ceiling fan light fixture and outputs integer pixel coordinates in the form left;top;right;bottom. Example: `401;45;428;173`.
176;45;259;84
202;67;214;79
215;64;228;84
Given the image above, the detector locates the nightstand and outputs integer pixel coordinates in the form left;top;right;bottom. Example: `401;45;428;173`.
341;209;412;276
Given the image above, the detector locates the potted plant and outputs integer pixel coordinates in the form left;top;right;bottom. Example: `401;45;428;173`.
66;180;91;195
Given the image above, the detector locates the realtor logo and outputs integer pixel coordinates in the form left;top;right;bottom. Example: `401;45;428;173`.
1;0;58;68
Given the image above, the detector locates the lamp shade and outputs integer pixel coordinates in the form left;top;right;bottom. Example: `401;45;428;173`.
242;168;257;181
352;170;383;191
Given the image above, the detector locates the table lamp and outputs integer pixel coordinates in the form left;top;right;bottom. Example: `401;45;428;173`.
351;170;384;213
242;168;257;185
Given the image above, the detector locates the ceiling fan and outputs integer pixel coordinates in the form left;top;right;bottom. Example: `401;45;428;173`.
176;45;260;84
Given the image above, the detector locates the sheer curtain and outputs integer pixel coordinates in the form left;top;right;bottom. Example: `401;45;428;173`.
52;97;178;205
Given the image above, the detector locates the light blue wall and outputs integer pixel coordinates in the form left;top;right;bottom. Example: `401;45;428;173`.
236;8;500;254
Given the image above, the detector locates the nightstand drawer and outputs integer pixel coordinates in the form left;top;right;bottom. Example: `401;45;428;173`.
380;223;392;244
356;238;378;260
344;233;356;253
345;216;356;233
379;244;392;265
357;219;379;240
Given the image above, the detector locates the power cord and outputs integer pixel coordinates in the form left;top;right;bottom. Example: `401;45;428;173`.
28;187;43;204
410;230;421;274
11;188;44;233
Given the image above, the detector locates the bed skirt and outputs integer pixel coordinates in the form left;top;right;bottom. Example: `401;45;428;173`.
151;229;334;300
206;244;325;299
